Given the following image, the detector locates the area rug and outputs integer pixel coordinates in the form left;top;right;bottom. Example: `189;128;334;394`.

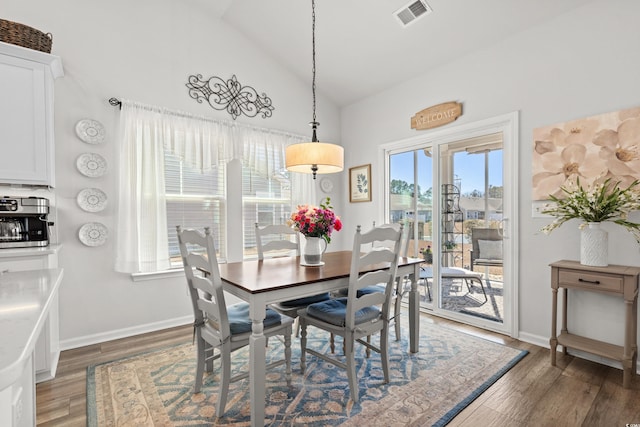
87;317;527;426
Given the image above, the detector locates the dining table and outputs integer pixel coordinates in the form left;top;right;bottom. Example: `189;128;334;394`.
218;250;423;427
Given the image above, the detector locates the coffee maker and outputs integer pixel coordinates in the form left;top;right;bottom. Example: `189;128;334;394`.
0;196;52;248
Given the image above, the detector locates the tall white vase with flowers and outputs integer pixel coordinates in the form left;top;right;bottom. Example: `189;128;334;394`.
541;178;640;266
288;197;342;266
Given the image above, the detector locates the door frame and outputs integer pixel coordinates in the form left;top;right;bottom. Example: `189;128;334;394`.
380;112;519;337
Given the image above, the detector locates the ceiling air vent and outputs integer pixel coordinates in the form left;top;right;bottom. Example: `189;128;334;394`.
394;0;432;27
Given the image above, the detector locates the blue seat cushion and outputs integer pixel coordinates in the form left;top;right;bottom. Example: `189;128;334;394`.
357;284;386;296
278;292;331;308
335;284;386;298
227;303;281;335
306;298;381;327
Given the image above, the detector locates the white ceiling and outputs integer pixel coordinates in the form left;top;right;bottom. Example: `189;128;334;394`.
202;0;594;107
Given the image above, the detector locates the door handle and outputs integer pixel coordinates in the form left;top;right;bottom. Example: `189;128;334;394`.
500;218;508;239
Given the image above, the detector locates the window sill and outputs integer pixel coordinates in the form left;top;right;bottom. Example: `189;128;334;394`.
131;258;230;282
131;268;184;282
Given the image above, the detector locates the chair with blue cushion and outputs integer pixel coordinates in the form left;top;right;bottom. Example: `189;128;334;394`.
298;223;403;403
333;222;408;343
177;226;294;418
255;223;331;335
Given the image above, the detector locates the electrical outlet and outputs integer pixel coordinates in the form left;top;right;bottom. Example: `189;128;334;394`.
532;200;553;218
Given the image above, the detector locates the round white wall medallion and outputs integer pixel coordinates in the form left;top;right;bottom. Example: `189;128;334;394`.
76;153;107;177
75;119;106;144
78;222;108;247
77;188;107;212
320;178;333;193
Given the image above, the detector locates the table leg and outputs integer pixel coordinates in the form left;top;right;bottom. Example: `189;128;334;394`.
249;304;267;427
550;287;558;366
409;265;419;353
623;298;634;388
561;288;568;355
633;297;638;378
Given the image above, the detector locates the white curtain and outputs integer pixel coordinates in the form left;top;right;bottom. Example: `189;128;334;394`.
115;102;171;273
115;99;317;273
240;127;317;205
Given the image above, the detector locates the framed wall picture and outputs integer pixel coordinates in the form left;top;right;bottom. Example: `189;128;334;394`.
532;106;640;201
349;164;371;203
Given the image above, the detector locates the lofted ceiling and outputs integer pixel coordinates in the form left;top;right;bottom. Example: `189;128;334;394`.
200;0;594;107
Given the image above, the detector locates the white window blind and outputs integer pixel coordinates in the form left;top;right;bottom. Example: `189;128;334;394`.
242;163;292;259
165;149;226;266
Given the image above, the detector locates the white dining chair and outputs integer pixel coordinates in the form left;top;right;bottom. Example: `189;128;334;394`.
298;224;403;403
176;226;294;418
255;223;331;336
255;223;300;260
334;222;409;343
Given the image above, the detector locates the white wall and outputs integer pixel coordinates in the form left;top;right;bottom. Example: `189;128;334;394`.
340;0;640;350
3;0;343;348
8;0;639;356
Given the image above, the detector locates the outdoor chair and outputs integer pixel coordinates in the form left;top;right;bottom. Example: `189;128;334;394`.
470;227;503;269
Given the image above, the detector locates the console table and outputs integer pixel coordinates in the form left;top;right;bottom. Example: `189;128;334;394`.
549;260;639;388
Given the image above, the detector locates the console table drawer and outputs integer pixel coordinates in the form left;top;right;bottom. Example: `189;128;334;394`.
558;269;622;293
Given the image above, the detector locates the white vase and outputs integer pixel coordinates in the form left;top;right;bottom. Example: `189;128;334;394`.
302;236;327;265
580;222;608;267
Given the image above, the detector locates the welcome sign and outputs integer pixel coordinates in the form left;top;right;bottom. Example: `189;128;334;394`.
411;101;462;130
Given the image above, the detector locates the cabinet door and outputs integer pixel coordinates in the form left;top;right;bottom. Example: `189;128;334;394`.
0;54;52;186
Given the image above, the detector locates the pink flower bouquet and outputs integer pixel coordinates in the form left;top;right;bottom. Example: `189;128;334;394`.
288;197;342;243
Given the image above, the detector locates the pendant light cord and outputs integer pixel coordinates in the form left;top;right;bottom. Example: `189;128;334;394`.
310;0;319;142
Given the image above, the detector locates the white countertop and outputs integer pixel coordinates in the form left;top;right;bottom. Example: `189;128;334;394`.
0;268;64;390
0;244;61;259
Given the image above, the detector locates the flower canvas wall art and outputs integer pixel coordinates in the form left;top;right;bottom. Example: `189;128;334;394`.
532;106;640;201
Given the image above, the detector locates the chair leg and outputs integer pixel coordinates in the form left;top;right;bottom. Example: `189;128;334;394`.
216;342;232;417
294;317;300;337
300;320;307;374
345;332;359;403
205;344;214;373
366;335;371;358
394;286;402;341
381;326;390;384
194;334;206;393
330;332;335;354
284;326;292;385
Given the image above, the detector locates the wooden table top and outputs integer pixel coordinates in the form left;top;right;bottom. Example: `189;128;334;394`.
218;250;422;294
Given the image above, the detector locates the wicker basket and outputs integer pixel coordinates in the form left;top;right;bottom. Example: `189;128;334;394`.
0;19;52;53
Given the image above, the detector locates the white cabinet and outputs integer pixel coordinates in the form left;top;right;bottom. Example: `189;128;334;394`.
0;42;63;187
0;245;62;382
0;269;63;427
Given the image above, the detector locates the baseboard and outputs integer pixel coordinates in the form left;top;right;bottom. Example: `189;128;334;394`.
59;315;193;351
517;331;549;349
517;330;639;375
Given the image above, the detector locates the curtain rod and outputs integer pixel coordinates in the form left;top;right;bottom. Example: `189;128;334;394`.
108;97;122;109
107;97;306;140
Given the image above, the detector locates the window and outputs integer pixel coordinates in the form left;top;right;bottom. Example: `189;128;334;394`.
242;165;292;259
115;99;313;274
165;149;226;267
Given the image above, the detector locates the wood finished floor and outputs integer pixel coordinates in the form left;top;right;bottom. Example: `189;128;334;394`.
36;313;640;426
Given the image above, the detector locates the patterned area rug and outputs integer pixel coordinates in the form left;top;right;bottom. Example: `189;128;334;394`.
87;317;527;426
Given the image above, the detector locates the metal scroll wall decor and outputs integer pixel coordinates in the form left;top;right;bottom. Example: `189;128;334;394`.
186;74;274;120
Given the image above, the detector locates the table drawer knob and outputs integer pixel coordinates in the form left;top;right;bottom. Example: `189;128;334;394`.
578;278;600;285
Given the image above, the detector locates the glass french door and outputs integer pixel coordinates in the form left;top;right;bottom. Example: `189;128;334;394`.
438;136;504;325
385;113;517;335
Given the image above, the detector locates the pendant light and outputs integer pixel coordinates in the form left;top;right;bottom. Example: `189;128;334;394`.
285;0;344;179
